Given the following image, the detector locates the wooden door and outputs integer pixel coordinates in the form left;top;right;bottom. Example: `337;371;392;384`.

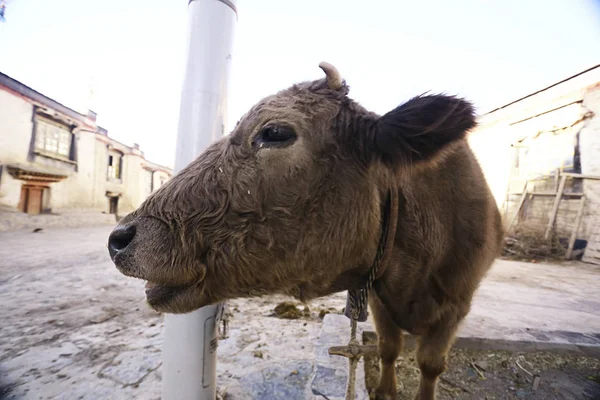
19;186;44;215
19;186;29;213
26;187;43;215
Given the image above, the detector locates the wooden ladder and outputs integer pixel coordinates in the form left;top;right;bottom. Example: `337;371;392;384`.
506;172;595;260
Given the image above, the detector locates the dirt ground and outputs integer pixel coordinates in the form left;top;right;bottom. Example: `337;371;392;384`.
364;336;600;400
0;225;348;399
1;225;599;400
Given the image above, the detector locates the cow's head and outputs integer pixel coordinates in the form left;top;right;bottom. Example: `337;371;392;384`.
108;62;476;314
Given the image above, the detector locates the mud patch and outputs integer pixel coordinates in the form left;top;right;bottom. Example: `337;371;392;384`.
272;302;310;319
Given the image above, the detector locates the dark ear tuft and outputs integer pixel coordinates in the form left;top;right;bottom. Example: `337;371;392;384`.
372;94;476;164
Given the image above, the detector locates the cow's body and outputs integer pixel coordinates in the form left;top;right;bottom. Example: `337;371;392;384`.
108;63;503;399
377;140;502;336
368;140;502;399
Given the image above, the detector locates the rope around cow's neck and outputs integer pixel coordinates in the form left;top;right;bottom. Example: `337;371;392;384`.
335;188;398;400
345;188;399;322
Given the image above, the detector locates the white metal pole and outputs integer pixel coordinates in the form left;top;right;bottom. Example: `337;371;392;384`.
162;1;237;399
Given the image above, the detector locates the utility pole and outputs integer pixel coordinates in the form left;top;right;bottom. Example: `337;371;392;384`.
162;1;237;399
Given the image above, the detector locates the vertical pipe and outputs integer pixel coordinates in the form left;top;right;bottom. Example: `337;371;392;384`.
162;1;237;399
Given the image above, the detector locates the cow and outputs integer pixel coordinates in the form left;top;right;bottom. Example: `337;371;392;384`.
108;62;503;400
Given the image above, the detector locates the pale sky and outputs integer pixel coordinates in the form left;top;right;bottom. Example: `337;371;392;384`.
1;0;599;169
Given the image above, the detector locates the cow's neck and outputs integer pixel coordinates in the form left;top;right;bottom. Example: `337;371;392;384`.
300;188;399;304
373;188;399;280
345;188;399;319
318;188;399;299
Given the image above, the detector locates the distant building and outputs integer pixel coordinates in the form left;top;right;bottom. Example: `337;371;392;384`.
0;72;172;218
469;64;600;263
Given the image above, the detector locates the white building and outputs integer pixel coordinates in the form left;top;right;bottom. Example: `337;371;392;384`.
0;71;172;219
469;64;600;263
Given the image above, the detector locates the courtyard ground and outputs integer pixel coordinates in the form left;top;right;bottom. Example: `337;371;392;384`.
0;225;598;399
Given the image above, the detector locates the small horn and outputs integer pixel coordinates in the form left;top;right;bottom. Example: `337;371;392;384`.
319;61;343;90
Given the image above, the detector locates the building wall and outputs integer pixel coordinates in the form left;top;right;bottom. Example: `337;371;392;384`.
468;124;516;211
0;90;33;164
0;85;172;217
579;86;600;237
121;154;144;214
93;139;112;210
469;83;600;241
50;129;98;211
92;140;158;216
153;170;170;191
0;90;34;208
0;168;22;208
581;87;600;175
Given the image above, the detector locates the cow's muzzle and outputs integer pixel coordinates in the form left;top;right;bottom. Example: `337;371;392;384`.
108;223;136;261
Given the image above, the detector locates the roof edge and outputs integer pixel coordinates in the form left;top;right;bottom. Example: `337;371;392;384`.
0;71;89;123
483;63;600;116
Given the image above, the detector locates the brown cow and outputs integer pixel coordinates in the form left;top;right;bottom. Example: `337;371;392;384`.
108;62;503;400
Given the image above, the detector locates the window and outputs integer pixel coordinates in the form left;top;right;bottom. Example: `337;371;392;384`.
34;117;73;159
107;151;123;181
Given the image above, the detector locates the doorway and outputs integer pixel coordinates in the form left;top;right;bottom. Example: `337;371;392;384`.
19;185;46;215
109;196;119;215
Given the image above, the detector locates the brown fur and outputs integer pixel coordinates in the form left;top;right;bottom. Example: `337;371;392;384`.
108;65;503;400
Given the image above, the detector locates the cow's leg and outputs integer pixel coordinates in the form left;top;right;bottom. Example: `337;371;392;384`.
414;317;459;400
370;294;403;400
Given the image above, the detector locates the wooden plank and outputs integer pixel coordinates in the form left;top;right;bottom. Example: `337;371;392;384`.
566;196;586;260
558;192;584;197
544;175;567;240
562;172;600;180
507;192;584;197
507;184;528;233
527;174;557;182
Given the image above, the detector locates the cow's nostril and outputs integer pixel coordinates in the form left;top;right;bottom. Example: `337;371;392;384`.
108;225;136;260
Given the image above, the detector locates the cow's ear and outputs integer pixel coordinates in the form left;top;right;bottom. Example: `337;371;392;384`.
366;95;476;165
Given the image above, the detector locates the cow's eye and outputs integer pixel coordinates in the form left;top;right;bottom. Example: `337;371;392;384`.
254;125;297;148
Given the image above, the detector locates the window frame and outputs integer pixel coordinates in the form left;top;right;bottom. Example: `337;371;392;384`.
107;150;124;182
33;115;75;162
